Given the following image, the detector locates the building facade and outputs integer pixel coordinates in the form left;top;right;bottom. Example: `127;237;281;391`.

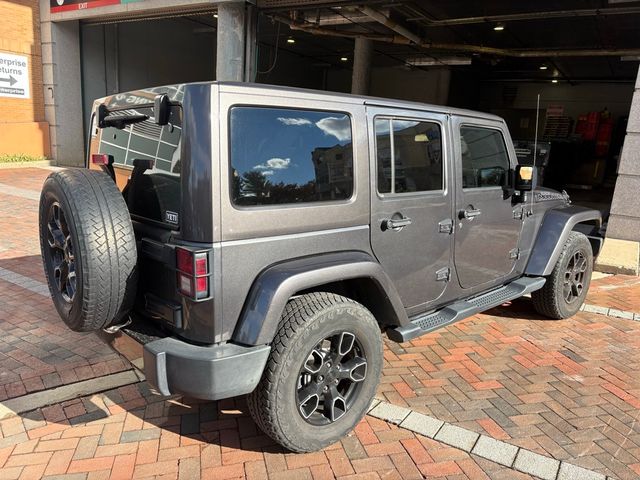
0;0;49;157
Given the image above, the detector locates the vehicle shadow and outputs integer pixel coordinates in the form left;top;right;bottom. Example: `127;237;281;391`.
486;296;562;321
18;386;286;454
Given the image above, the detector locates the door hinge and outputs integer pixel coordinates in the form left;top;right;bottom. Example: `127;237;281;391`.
438;219;454;234
436;267;450;282
509;248;520;260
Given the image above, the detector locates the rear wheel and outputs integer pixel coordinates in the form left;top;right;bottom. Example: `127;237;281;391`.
532;231;593;319
247;292;383;452
39;169;137;331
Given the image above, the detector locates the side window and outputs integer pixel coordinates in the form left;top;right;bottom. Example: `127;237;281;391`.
460;126;510;188
229;107;353;206
375;118;443;194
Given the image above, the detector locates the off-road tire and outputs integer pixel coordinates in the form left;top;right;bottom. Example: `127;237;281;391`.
532;231;593;319
247;292;383;452
39;169;137;332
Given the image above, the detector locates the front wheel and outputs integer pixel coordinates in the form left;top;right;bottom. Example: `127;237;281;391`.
247;292;383;452
532;231;593;319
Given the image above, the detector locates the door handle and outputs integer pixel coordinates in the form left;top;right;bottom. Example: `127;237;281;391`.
382;216;412;231
459;208;482;220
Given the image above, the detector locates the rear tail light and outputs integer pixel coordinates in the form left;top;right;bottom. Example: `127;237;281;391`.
176;247;209;300
91;153;110;165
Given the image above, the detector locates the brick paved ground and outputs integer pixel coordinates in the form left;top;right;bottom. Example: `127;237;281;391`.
379;300;640;479
0;167;639;479
0;383;534;480
587;274;640;314
0;168;131;401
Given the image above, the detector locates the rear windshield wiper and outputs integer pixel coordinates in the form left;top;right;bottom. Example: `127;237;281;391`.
97;94;175;130
97;105;148;129
100;113;149;129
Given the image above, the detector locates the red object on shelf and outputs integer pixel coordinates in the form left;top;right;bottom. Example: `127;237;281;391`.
595;118;613;157
580;111;600;141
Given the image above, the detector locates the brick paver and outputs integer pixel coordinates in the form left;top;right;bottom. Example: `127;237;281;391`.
0;383;533;480
1;167;639;479
0;168;131;401
379;299;640;479
587;274;640;314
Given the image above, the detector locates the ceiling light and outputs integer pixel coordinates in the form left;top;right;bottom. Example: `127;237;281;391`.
287;38;295;44
539;65;548;70
552;79;558;83
213;13;218;18
494;23;505;31
340;57;348;62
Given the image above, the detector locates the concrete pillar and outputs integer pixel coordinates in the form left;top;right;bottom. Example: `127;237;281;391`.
216;2;246;82
244;4;258;82
40;5;85;167
351;37;373;95
596;65;640;275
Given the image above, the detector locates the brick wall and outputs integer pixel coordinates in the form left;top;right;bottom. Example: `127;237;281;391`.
0;0;50;157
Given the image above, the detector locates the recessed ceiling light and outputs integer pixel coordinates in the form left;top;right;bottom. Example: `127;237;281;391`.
494;23;505;31
287;38;295;44
552;79;559;83
340;57;348;62
539;65;548;70
213;13;218;18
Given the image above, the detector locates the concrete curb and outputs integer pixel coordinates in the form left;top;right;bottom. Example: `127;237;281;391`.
0;370;142;420
0;160;56;169
581;303;640;321
368;398;612;480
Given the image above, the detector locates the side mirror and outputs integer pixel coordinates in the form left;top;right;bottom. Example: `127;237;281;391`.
515;165;537;192
154;94;170;126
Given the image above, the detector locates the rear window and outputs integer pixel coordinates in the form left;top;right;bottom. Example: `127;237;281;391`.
92;104;182;226
229;107;354;207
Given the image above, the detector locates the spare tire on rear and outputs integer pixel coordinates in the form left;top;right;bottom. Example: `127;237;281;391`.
39;169;137;332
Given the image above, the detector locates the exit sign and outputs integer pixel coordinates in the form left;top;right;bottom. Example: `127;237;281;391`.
50;0;142;13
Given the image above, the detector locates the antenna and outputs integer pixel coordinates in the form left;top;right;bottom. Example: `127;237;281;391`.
533;93;540;169
530;93;541;209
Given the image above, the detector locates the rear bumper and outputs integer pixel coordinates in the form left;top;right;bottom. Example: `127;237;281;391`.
101;325;270;401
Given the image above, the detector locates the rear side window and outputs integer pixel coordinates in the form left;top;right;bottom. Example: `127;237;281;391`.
375;118;443;194
229;107;353;206
460;126;510;188
94;104;182;226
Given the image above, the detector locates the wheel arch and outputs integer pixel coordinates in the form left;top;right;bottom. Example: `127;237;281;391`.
232;251;409;346
525;205;602;277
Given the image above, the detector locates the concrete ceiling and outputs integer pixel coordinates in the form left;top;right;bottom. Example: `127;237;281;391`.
256;0;640;83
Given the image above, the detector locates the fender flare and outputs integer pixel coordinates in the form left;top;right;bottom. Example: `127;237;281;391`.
232;251;409;346
525;205;602;277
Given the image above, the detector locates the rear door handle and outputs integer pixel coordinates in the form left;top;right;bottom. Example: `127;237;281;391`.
459;208;482;220
382;216;412;231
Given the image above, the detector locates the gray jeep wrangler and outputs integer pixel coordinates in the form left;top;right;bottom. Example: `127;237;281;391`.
39;82;602;452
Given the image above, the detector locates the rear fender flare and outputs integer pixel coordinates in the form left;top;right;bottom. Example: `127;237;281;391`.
525;205;602;277
232;251;408;346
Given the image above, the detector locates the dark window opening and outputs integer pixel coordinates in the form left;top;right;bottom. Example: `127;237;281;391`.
460;126;510;189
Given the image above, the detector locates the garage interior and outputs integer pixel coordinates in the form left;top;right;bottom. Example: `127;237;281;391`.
78;1;640;222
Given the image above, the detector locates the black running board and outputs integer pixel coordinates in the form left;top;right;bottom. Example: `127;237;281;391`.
387;277;546;343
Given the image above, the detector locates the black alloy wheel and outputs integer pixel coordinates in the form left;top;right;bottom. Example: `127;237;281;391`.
46;202;77;303
297;331;368;425
563;250;588;304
